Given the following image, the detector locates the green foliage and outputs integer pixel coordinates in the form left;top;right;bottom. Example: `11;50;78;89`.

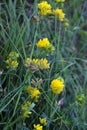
0;0;87;130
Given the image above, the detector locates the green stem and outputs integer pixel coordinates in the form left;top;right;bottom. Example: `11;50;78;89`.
30;21;39;59
57;22;62;59
3;116;22;130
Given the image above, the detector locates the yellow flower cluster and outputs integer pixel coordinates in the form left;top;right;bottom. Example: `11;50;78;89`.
38;1;52;16
36;38;50;49
34;124;43;130
53;8;65;21
50;77;64;94
33;58;50;70
56;0;65;2
39;117;47;126
25;86;40;101
6;51;19;69
21;101;32;118
33;117;47;130
37;1;68;23
36;38;55;53
25;58;50;70
25;58;32;65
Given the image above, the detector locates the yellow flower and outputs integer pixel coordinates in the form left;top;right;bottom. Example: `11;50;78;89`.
56;0;65;2
38;58;50;69
34;124;43;130
50;77;64;94
53;8;65;21
36;38;51;49
6;58;11;68
32;58;50;70
21;101;32;118
25;58;32;64
6;58;11;63
36;38;55;53
38;1;52;16
39;117;47;126
11;61;18;68
23;101;31;107
25;58;39;71
26;86;40;100
6;51;19;69
32;59;39;65
6;59;18;69
25;58;50;70
25;58;32;67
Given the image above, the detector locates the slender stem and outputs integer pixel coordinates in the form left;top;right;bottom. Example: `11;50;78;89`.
30;21;39;59
3;116;22;130
57;22;62;59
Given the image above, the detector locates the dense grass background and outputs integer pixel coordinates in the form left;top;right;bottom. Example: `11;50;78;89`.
0;0;87;130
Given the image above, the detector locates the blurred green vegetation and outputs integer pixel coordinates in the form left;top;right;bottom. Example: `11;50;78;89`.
0;0;87;130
